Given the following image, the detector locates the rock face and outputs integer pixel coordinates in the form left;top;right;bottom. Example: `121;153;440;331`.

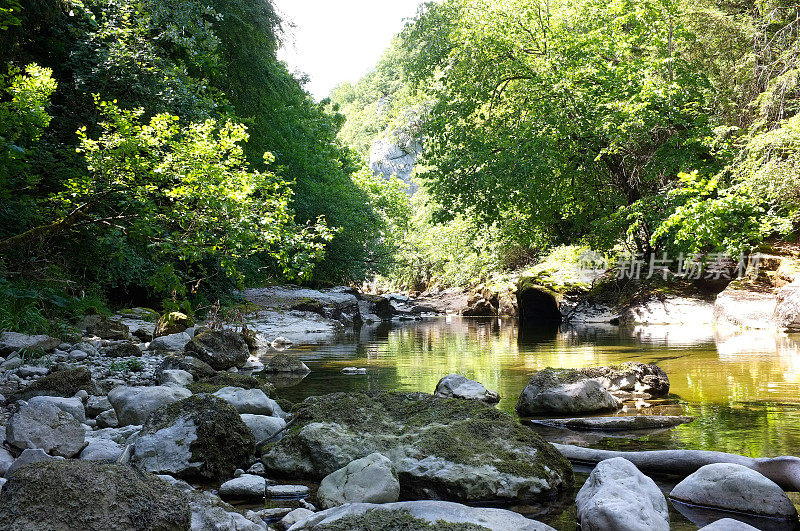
316;453;400;509
516;369;622;416
265;353;310;374
576;457;669;531
775;283;800;331
13;367;94;399
213;387;276;415
369;136;422;193
516;281;562;324
133;394;255;481
669;463;798;518
262;392;572;503
286;500;554;531
6;401;86;457
434;374;500;404
108;385;192;426
184;330;249;370
578;362;670;397
0;460;191;530
0;332;60;356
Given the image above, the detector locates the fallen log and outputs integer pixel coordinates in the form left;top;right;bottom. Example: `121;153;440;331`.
552;443;800;492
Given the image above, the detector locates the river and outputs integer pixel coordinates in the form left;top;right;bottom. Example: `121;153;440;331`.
257;316;800;529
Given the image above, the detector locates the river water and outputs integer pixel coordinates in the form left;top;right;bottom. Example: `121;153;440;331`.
258;316;800;529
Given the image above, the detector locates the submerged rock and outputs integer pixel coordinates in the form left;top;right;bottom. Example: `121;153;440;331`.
262;392;572;504
670;463;797;518
434;374;500;404
316;452;400;509
531;415;694;431
516;368;622;416
285;500;554;530
576;457;669;531
133;394;254;481
184;329;250;370
0;460;191;530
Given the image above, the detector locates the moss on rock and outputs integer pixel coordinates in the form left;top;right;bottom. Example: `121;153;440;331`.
142;394;255;481
0;460;190;530
188;372;274;397
13;367;95;400
184;330;249;371
316;509;490;531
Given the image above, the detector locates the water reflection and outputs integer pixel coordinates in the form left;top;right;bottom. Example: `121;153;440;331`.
262;317;800;458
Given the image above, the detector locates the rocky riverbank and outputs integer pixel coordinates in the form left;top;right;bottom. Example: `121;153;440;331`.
0;285;798;530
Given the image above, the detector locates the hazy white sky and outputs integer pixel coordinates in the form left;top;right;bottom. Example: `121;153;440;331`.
272;0;427;100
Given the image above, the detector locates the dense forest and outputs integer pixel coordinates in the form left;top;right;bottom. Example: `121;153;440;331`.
1;0;799;328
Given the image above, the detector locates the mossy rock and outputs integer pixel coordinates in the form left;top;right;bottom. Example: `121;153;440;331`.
13;367;96;400
0;460;191;530
188;372;275;397
316;509;490;531
104;342;142;358
86;318;130;340
262;392;573;503
157;355;217;381
184;330;249;371
137;394;255;481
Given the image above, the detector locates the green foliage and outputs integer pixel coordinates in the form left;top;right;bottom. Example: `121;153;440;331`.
109;358;145;373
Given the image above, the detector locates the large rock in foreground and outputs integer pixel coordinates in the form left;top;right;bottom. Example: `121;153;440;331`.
184;330;249;370
285;500;554;530
516;368;622;416
133;394;255;481
576;457;669;531
669;463;797;518
262;392;572;504
0;460;191;530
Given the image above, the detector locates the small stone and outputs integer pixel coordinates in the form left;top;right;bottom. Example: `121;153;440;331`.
0;358;23;371
267;484;310;498
698;518;760;530
219;474;266;501
95;408;119;429
317;453;400;509
79;438;124;463
341;367;367;374
247;462;266;476
0;447;14;476
74;390;89;401
434;374;500;404
68;350;89;361
87;396;112;419
234;468;245;477
157;369;194;387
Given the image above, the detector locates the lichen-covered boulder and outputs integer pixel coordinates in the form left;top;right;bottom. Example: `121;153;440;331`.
184;330;249;370
13;367;95;400
515;368;622;416
6;401;86;458
262;392;572;504
86;317;130;340
317;453;400;509
670;463;797;518
0;460;191;530
576;457;669;531
133;394;255;481
434;374;500;404
26;396;86;423
108;385;192;426
578;362;670;397
285;500;555;530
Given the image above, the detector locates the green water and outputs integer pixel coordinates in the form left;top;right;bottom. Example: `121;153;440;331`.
259;316;800;529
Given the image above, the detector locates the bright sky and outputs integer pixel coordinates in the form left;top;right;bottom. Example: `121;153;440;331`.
272;0;427;100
